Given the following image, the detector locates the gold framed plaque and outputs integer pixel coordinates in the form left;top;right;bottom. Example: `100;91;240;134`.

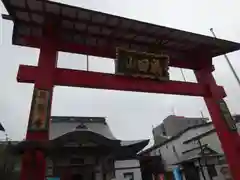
28;88;51;131
218;99;237;131
115;48;169;81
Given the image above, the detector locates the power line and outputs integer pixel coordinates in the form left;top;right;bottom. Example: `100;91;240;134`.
200;110;204;118
180;68;186;82
86;55;89;71
210;28;240;87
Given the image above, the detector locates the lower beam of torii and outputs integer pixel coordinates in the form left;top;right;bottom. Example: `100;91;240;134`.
17;65;226;97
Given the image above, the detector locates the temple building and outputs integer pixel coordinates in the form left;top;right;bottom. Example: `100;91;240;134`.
12;117;151;180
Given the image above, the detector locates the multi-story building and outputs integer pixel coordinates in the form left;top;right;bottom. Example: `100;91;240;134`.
141;115;240;180
153;115;208;137
152;115;208;145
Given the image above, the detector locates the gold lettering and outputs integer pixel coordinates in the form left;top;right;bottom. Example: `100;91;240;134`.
126;56;134;69
37;90;47;99
219;100;237;130
150;59;162;76
35;97;45;105
30;89;49;129
138;59;149;72
36;103;45;114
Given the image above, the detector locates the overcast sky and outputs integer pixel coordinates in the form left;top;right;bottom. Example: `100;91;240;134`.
0;0;240;142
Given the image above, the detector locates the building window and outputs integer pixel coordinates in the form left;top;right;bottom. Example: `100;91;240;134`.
207;165;218;178
123;172;134;180
158;149;161;157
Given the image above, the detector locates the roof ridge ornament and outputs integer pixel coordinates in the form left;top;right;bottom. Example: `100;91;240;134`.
76;123;88;129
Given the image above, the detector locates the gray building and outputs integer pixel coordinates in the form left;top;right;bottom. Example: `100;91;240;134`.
153;115;208;144
142;115;240;180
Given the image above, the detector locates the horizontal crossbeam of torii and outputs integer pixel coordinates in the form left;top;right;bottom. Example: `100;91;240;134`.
17;65;226;98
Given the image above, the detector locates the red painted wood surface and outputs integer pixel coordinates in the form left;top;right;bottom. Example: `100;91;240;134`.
195;68;240;180
23;36;208;70
20;23;58;180
17;65;226;98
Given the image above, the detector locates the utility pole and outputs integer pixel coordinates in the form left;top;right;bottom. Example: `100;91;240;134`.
197;139;213;180
86;55;89;71
210;28;240;87
180;69;186;82
200;111;204;118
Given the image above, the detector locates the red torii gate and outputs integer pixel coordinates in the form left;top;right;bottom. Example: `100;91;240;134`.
2;0;240;180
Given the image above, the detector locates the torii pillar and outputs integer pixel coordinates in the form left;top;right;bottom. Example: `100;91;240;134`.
195;66;240;180
20;21;58;180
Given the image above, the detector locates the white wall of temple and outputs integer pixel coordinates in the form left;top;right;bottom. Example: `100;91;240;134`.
49;120;117;140
49;121;79;139
114;160;142;180
115;160;140;168
52;155;96;167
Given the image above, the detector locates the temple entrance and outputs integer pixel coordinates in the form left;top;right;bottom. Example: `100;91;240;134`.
72;174;83;180
182;162;201;180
